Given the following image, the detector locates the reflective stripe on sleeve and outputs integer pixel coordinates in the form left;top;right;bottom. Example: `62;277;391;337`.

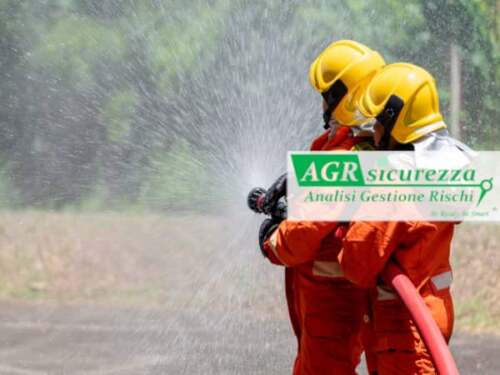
431;271;453;291
376;270;453;301
312;261;344;278
268;230;287;265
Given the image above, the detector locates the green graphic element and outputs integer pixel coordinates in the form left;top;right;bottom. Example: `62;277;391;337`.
290;153;494;206
291;154;364;187
478;178;493;205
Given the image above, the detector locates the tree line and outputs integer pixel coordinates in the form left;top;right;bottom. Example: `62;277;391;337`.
0;0;496;210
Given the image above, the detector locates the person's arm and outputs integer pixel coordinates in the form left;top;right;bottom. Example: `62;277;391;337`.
338;221;402;287
263;220;338;267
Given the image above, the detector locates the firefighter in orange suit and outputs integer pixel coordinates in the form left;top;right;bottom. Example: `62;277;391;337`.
338;63;473;374
258;40;384;374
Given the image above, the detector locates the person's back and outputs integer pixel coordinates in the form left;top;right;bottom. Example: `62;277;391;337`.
338;63;466;374
256;40;385;374
264;126;375;374
340;220;454;373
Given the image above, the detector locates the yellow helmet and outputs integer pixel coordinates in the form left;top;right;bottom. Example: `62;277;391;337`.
309;40;385;127
357;63;446;144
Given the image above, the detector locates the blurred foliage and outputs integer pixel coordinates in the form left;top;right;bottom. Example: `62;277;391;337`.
139;140;213;211
99;88;137;144
145;1;230;90
296;0;498;143
0;167;19;209
0;0;497;209
32;15;127;89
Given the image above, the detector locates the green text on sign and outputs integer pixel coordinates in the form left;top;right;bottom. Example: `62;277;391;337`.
291;154;365;187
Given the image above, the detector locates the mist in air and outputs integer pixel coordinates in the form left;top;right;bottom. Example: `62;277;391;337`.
0;1;498;373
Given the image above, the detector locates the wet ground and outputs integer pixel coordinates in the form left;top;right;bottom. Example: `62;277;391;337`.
0;301;498;375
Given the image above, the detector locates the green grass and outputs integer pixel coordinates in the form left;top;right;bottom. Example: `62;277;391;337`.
455;297;500;332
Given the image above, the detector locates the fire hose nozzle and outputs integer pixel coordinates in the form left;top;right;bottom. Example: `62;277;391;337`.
247;187;267;213
247;187;287;220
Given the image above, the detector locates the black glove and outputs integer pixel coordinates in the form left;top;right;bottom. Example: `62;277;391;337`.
262;173;287;215
258;218;280;257
270;200;287;220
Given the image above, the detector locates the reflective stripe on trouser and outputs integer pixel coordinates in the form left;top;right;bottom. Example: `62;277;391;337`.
376;271;453;301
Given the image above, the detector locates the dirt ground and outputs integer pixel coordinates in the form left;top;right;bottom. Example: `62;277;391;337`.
0;301;499;375
0;212;498;329
0;212;498;373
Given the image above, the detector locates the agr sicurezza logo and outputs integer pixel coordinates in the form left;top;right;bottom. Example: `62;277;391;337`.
290;153;493;206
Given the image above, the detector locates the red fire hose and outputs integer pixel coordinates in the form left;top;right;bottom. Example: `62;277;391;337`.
382;262;459;375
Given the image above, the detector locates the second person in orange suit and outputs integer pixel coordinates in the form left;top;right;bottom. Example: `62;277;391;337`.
338;63;474;374
258;40;385;374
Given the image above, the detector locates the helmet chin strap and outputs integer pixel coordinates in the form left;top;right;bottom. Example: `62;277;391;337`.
376;95;404;149
321;79;348;130
323;109;334;129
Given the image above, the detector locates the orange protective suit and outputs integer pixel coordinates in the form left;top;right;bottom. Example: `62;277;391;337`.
339;220;455;375
263;127;375;375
